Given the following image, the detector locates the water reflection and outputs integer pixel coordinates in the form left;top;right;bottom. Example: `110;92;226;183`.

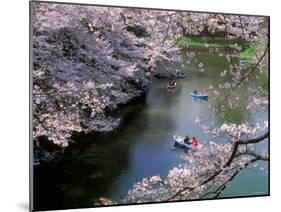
192;97;208;102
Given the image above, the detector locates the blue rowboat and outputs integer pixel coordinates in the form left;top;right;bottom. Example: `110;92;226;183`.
190;92;208;100
173;135;203;150
173;135;192;149
174;72;186;79
239;60;247;65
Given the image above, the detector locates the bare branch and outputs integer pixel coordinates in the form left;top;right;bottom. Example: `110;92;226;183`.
225;131;268;167
238;131;269;145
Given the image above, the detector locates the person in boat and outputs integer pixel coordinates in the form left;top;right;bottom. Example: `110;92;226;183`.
191;137;198;147
201;89;207;95
193;89;198;94
184;136;191;144
169;80;175;86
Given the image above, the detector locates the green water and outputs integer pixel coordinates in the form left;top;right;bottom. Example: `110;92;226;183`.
34;51;268;210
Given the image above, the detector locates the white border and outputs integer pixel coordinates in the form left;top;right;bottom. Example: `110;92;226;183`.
0;0;280;211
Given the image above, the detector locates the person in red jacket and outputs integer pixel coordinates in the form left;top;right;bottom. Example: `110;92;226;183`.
191;137;198;147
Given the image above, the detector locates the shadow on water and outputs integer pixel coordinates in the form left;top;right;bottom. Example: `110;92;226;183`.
34;97;150;210
34;82;184;210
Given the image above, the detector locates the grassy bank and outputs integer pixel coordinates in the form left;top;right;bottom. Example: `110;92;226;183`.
239;45;257;59
174;37;256;59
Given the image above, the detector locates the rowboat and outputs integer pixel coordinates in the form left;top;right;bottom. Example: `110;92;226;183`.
173;135;203;150
167;82;177;89
239;60;247;65
174;72;186;79
190;92;208;100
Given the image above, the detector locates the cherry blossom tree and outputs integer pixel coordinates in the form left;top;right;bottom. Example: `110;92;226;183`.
32;3;184;147
32;3;150;146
